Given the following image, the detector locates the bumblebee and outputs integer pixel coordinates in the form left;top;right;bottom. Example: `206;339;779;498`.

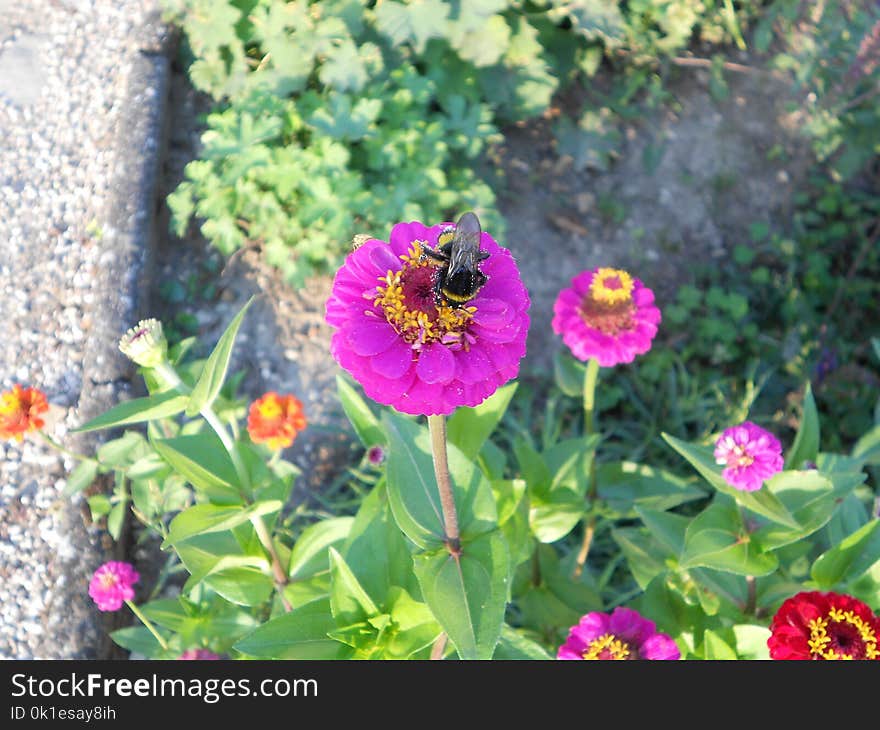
421;211;490;308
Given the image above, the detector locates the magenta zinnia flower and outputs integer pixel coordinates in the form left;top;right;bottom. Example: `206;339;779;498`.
325;220;530;415
714;420;784;492
557;607;680;660
552;267;660;367
768;591;880;660
88;561;139;612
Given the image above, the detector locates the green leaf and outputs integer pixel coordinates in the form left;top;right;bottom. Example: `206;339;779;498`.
553;349;586;397
663;433;798;529
597;461;708;514
74;391;190;433
329;547;380;625
288;517;353;580
341;482;417;600
528;488;584;543
732;624;771;660
61;459;99;498
96;431;148;467
680;501;779;576
383;412;497;549
785;382;820;469
336;374;385;448
204;566;274;607
446;382;517;461
162;501;282;548
234;599;348;659
87;494;111;519
852;423;880;466
153;431;243;504
413;530;509;660
811;519;880;589
107;502;126;541
110;626;167;658
752;471;846;550
374;0;449;52
550;0;626;45
493;625;553;660
612;527;669;589
634;506;689;556
702;629;737;660
185;296;254;417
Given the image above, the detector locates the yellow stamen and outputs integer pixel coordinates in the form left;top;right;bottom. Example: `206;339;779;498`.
373;241;475;348
808;609;879;659
590;268;634;305
582;633;631;660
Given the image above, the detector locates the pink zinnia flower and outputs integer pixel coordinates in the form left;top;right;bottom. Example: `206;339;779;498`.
88;561;139;612
552;267;661;367
714;420;784;492
557;606;680;660
325;219;530;415
179;648;222;660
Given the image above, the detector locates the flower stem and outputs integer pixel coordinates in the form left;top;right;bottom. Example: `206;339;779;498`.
154;362;291;611
573;358;600;580
427;414;461;557
125;599;168;651
430;632;448;660
39;432;90;462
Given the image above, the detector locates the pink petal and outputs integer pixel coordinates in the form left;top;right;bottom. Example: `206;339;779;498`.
370;340;414;379
416;343;456;385
346;321;400;356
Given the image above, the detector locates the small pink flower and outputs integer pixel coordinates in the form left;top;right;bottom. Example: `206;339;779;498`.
366;445;386;466
325;219;530;416
552;267;661;367
714;421;784;492
179;648;222;660
557;607;680;660
88;561;139;612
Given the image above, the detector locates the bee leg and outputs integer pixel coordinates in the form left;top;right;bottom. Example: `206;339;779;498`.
477;250;490;261
421;244;449;265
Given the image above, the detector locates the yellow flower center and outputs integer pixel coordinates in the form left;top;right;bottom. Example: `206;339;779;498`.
807;608;879;659
590;268;634;305
99;573;119;589
373;241;475;350
728;443;755;468
257;398;283;419
582;633;632;660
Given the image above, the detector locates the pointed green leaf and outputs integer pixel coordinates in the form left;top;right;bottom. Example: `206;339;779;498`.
611;527;669;589
74;391;190;433
336;374;385;448
785;382;820;469
204;566;273;607
553;349;586;397
61;459;100;497
233;599;348;659
732;624;771;660
634;506;690;556
383;412;497;549
811;519;880;589
162;501;282;548
702;629;738;660
413;530;509;660
753;471;842;550
597;461;708;514
288;517;353;580
852;423;880;466
328;547;380;625
528;487;584;543
186;296;254;416
447;382;517;461
110;626;168;658
663;432;798;528
493;625;553;660
681;501;779;576
153;431;243;504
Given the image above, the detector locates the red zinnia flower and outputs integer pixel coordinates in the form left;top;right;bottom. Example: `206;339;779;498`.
0;384;49;441
768;591;880;660
247;392;307;450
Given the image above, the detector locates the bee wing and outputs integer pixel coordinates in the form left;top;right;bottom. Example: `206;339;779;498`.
448;212;483;274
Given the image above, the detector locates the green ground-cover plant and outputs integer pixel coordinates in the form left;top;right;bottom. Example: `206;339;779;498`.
161;0;769;285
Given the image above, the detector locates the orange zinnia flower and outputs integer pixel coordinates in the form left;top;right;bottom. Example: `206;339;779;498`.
247;392;307;450
0;385;49;441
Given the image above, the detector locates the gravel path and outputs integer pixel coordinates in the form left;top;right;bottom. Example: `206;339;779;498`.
0;0;170;659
